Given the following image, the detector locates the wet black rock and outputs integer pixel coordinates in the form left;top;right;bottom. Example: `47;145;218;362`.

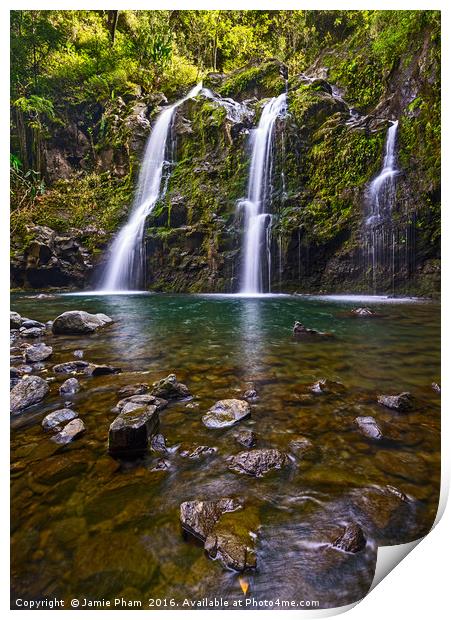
59;377;81;395
332;523;367;553
354;416;383;440
24;342;53;363
150;433;169;454
288;436;319;460
205;531;257;571
228;449;289;477
84;363;122;376
202;399;251;429
22;319;45;329
234;430;256;448
117;383;150;398
42;408;78;431
179;498;241;540
151;373;191;400
377;392;414;411
10;375;50;413
51;418;86;444
52;310;113;334
53;360;89;374
293;321;333;338
108;405;159;458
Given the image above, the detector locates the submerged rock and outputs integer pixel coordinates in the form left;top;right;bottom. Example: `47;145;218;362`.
205;530;257;571
293;321;333;338
332;523;367;553
10;375;50;413
354;416;383;440
309;379;344;394
108;405;159;458
151;373;191;400
288;436;319;461
228;449;289;477
202;399;251;429
234;430;256;448
53;360;89;374
42;408;78;431
431;382;441;394
179;444;217;459
52;310;113;334
24;342;53;363
117;383;150;398
180;498;241;541
349;485;410;532
350;307;378;317
84;363;121;376
243;388;259;402
377;392;414;411
59;377;81;395
150;434;169;454
51;418;86;444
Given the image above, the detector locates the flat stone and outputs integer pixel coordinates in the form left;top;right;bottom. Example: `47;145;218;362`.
332;523;367;553
10;375;50;413
108;406;159;458
151;373;191;400
377;392;414;411
51;418;86;444
22;319;45;329
228;449;289;477
24;343;53;363
354;416;383;440
52;310;113;334
59;377;81;395
180;498;241;541
42;408;78;431
53;360;89;374
202;399;251;429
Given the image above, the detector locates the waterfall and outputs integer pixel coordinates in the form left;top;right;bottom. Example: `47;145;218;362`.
365;120;399;292
99;83;203;292
239;93;287;294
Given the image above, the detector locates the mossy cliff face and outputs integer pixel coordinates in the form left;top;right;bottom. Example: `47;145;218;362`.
11;37;440;295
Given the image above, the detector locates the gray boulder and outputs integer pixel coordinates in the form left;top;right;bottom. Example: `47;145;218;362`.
228;448;289;477
52;311;113;334
377;392;414;411
108;405;159;458
202;399;251;429
10;375;49;413
42;408;78;431
24;342;53;363
51;418;86;444
354;416;383;440
59;377;81;395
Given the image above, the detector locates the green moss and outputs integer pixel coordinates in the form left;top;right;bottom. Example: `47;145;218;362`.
213;60;285;100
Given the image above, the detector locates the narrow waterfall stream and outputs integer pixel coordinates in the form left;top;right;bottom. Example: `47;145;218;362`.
365;120;400;291
99;84;203;292
239;93;287;294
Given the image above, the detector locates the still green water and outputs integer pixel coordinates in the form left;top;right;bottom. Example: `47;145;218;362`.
10;293;440;609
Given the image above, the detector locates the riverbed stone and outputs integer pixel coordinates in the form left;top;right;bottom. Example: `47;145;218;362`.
151;373;191;399
180;498;241;540
431;382;441;393
202;399;251;429
115;394;168;413
51;418;86;444
349;485;410;532
179;444;217;459
234;429;256;448
288;436;319;460
228;448;289;477
108;405;159;458
243;388;259;402
10;375;50;413
332;523;367;553
354;416;383;440
24;342;53;363
19;327;45;338
205;530;257;571
377;392;414;411
293;321;333;337
42;408;78;431
84;363;121;376
53;360;89;374
59;377;81;395
350;307;377;317
10;311;22;329
52;310;113;334
73;349;84;358
309;379;345;394
117;383;150;398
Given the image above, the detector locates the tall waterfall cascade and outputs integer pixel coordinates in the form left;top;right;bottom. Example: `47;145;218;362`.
239;93;287;294
99;83;203;292
364;120;400;291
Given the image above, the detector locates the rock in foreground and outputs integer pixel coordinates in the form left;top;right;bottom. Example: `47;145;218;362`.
42;408;78;431
108;406;159;458
332;523;367;553
228;449;289;477
10;375;49;413
52;311;113;334
24;342;53;363
377;392;414;411
51;418;86;444
59;377;81;395
202;399;251;429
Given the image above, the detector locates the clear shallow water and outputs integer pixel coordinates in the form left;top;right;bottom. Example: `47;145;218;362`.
10;293;440;608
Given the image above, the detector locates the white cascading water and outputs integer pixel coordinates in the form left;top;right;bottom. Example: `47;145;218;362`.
239;93;287;294
99;83;203;292
366;120;399;226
